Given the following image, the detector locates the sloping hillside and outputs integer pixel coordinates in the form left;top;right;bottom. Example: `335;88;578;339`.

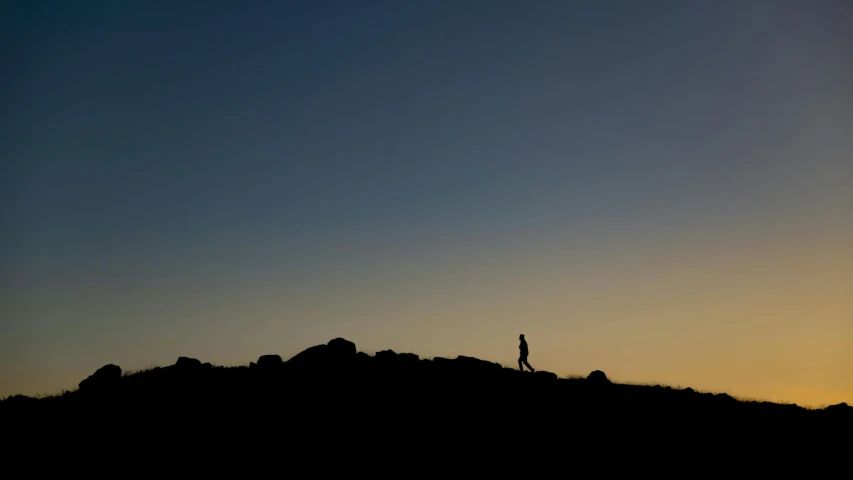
4;337;849;424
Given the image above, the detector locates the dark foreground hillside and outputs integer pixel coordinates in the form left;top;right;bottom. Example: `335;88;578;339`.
5;337;850;417
3;337;851;458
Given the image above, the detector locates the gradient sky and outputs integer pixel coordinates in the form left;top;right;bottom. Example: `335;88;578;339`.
2;0;851;407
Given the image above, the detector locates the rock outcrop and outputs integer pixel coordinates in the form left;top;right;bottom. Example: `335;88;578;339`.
254;355;284;369
78;364;122;391
284;337;357;368
586;370;610;384
373;349;420;367
175;357;202;369
826;402;853;415
533;371;558;381
327;337;356;357
452;355;503;370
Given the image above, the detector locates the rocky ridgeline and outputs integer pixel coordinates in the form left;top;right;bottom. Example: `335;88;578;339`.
3;337;851;421
63;337;574;396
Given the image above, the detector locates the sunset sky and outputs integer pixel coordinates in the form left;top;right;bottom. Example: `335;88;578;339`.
2;0;851;407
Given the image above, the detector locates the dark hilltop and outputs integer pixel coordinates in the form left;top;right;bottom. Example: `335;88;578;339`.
4;337;849;423
4;336;851;462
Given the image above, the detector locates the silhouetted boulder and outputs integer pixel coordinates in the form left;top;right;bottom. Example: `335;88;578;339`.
431;357;453;367
201;362;212;369
328;337;356;357
683;387;695;394
533;371;558;381
175;357;202;368
758;401;801;414
375;349;398;361
286;344;326;367
825;402;852;414
78;364;122;391
454;355;502;370
355;352;371;365
373;350;421;368
285;338;358;369
256;355;284;368
398;353;420;365
586;370;610;384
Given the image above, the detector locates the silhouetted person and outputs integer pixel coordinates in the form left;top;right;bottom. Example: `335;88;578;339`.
518;334;534;372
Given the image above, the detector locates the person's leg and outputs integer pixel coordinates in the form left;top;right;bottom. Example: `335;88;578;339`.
519;355;530;371
523;359;534;372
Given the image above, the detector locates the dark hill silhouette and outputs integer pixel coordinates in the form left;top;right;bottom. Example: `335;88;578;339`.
3;337;851;453
5;337;849;414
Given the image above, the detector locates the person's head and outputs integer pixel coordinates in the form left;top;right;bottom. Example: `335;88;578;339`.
519;334;524;340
